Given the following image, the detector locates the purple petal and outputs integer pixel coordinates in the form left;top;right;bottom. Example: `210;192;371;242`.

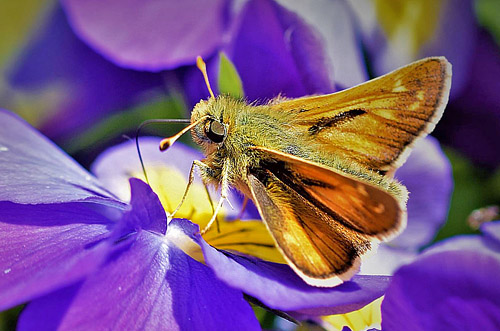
434;31;500;169
360;245;417;276
392;136;453;249
481;221;500;246
61;0;228;71
92;138;258;219
0;202;112;311
381;250;500;330
417;0;477;98
423;223;500;261
7;6;164;140
226;0;333;101
115;178;167;235
0;110;120;206
171;219;389;315
19;225;260;330
276;0;369;88
92;137;203;199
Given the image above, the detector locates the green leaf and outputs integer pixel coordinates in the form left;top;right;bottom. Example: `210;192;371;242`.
217;52;244;98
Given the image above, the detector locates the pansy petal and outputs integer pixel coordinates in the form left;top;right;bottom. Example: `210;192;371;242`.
171;219;389;315
226;0;333;101
481;221;500;246
92;137;202;200
423;229;500;261
0;202;112;311
19;227;260;330
381;250;500;330
61;0;228;71
7;6;165;141
391;136;453;249
434;31;500;169
0;110;120;205
276;0;368;88
360;245;417;276
116;178;167;235
92;138;256;219
203;219;286;264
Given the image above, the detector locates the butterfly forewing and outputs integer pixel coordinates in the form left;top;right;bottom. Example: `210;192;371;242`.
269;57;451;173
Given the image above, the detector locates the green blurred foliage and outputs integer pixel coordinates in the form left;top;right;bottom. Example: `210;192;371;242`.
475;0;500;45
218;52;245;99
0;1;60;128
433;149;500;243
0;306;23;331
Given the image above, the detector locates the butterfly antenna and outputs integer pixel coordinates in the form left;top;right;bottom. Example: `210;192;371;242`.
196;56;215;99
135;119;191;184
159;115;210;151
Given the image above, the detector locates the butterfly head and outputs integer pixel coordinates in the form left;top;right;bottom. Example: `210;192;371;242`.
190;56;242;152
190;97;231;150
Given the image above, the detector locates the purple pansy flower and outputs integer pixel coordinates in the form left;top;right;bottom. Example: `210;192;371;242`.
349;0;477;97
7;5;165;141
93;127;453;331
0;109;391;329
381;221;500;330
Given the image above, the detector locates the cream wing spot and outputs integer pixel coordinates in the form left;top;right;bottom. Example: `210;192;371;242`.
392;79;407;92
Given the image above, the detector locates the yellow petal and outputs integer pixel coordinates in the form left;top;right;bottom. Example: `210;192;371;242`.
321;297;383;331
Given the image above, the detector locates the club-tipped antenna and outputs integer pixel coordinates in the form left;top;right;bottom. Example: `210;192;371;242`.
135;118;191;184
159;115;210;152
197;56;215;99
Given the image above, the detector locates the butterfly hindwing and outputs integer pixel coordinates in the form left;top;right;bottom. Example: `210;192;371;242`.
248;171;367;287
247;147;408;286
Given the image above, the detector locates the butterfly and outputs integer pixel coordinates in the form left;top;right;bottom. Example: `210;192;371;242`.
157;56;451;287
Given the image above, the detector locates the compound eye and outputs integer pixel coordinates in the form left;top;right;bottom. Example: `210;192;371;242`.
205;119;226;143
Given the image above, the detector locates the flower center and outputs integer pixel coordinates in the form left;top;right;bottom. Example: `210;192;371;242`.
133;165;285;264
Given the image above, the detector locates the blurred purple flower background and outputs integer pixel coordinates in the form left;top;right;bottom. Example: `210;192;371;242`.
1;0;499;329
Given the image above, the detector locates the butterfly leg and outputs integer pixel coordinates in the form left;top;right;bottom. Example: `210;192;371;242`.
169;160;211;219
168;161;197;220
201;178;221;233
200;170;230;235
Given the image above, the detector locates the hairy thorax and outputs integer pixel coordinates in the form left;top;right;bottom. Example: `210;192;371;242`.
189;95;305;190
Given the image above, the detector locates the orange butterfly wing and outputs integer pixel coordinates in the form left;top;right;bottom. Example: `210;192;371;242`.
247;147;407;287
269;57;452;173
